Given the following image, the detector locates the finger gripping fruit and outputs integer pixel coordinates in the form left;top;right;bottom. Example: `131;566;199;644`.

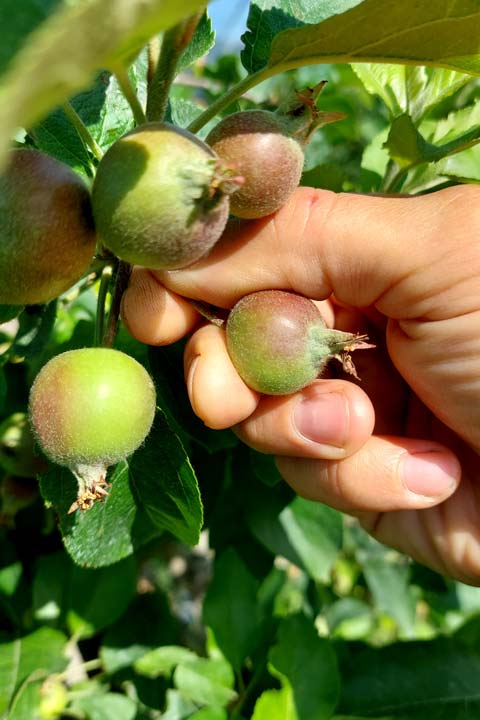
226;290;372;395
0;149;96;305
207;83;344;219
28;348;156;512
91;122;241;270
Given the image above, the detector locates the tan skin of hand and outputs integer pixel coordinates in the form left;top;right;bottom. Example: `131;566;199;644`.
122;184;480;585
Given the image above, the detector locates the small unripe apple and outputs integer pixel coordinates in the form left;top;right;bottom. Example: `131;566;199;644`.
91;122;241;270
207;84;345;219
0;149;96;305
226;290;372;395
29;348;156;511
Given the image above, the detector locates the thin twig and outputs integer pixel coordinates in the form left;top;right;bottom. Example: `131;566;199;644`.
63;101;103;161
115;65;147;126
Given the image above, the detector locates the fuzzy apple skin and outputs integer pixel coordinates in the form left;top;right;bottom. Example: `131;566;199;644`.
0;149;96;305
206;110;304;219
28;349;156;469
226;290;327;395
92;122;231;270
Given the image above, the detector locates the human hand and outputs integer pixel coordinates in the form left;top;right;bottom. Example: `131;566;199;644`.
122;184;480;584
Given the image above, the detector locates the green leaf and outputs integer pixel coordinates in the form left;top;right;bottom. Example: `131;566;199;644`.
0;305;23;324
178;11;215;72
279;498;343;584
190;708;228;720
39;462;159;567
71;693;137;720
11;301;57;361
129;409;203;546
266;1;480;77
203;548;264;671
170;98;204;130
339;638;480;718
0;627;67;716
385;113;480;170
0;0;208;168
101;592;180;673
32;551;70;622
325;598;374;640
32;550;137;637
0;562;22;597
31;105;93;177
241;0;363;73
0;0;62;78
351;64;412;118
245;481;301;566
66;557;137;638
72;71;136;151
421;68;474;118
135;646;197;678
269;614;340;720
173;656;237;709
439;145;480;183
356;541;416;637
252;684;297;720
39;411;202;566
162;689;197;720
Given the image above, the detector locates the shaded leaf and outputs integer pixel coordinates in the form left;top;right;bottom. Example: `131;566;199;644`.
0;305;23;324
11;302;57;361
356;540;416;637
0;627;67;716
270;614;340;720
339;638;480;718
129;409;203;546
101;592;180;673
279;498;343;584
203;548;263;671
0;0;62;78
242;0;363;73
66;556;137;638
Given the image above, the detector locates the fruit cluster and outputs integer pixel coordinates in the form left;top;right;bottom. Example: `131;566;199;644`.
0;83;368;511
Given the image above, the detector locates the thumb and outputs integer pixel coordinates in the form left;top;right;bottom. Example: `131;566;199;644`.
157;184;480;450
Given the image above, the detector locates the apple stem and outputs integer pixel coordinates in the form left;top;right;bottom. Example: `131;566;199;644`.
102;261;132;348
146;13;203;123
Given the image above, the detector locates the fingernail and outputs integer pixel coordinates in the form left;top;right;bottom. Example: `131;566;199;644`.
402;452;459;498
293;391;348;447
